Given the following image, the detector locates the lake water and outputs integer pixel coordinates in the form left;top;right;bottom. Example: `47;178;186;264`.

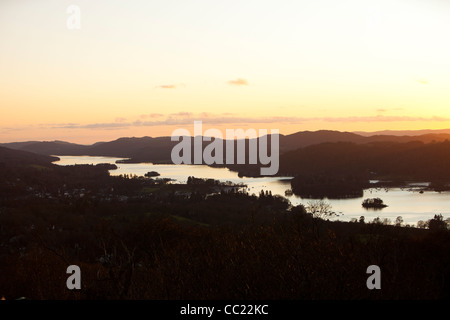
53;155;450;226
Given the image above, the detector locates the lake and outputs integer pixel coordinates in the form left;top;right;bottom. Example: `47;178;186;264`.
53;155;450;226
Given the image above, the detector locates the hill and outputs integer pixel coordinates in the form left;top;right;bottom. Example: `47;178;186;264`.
279;140;450;179
277;140;450;198
0;140;89;156
3;130;450;164
354;128;450;136
0;146;59;167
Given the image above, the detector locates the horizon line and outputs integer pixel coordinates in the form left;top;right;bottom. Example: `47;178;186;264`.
2;127;450;145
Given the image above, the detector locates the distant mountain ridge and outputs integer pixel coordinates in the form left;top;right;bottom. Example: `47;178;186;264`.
354;128;450;136
2;129;450;163
0;146;58;166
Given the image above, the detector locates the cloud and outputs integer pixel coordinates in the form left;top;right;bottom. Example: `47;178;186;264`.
228;78;249;86
115;117;127;123
54;123;130;130
47;114;450;131
156;84;177;89
200;112;212;118
320;115;450;123
154;83;186;89
140;113;164;119
376;109;387;113
416;79;429;84
169;112;193;117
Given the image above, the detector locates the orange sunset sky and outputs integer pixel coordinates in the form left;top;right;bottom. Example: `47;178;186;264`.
1;0;450;144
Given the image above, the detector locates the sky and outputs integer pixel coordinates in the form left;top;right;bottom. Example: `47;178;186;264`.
1;0;450;144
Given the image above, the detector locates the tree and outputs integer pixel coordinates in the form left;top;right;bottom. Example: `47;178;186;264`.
305;199;334;220
417;220;428;229
362;198;387;209
395;216;404;227
371;217;382;224
428;214;448;231
305;199;334;239
290;204;307;215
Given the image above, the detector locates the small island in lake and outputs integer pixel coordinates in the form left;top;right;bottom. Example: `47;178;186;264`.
145;171;160;177
362;197;388;209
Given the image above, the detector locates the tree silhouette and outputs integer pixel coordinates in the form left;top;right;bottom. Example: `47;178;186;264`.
395;216;404;227
305;199;334;220
428;214;448;231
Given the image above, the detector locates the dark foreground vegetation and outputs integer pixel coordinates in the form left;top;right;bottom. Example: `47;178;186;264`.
1;146;450;300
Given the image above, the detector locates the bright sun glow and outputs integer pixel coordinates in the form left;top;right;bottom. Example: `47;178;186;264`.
1;0;450;143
